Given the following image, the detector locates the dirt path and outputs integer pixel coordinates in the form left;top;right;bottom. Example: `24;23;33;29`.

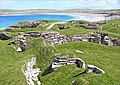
46;22;66;30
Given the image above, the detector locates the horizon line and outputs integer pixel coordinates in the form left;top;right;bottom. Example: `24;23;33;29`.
1;8;120;10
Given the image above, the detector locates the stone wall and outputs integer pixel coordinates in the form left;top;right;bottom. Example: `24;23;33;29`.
51;55;85;69
8;35;27;52
22;32;120;46
8;31;119;52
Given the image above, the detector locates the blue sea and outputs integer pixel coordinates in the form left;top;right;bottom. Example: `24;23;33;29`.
0;14;76;30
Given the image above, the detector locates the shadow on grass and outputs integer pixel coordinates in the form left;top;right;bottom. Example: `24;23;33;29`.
42;65;54;76
74;71;86;77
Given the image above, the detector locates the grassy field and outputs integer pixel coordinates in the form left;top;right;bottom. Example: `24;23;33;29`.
0;19;120;85
101;19;120;34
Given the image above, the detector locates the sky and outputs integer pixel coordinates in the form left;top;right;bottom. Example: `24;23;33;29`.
0;0;120;10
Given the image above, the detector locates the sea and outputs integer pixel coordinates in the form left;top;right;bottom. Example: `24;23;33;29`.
0;14;76;30
0;13;109;30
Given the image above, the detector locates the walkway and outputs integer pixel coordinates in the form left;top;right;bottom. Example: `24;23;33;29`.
46;22;66;30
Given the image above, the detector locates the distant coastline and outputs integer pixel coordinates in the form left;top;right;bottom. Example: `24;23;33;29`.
0;9;120;15
0;9;120;30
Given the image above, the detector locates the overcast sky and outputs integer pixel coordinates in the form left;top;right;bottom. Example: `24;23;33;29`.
0;0;120;10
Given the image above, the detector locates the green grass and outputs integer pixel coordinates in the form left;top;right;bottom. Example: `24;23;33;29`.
35;42;120;85
50;23;90;36
18;21;31;24
101;19;120;34
18;20;60;24
0;37;44;85
11;25;49;33
0;19;120;85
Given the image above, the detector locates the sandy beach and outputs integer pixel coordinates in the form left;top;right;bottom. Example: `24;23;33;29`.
67;13;106;22
1;12;119;22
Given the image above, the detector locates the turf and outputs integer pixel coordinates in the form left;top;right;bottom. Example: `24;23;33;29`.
0;19;120;85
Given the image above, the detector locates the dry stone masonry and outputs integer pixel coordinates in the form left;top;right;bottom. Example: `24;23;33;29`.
8;31;120;53
22;57;41;85
23;32;120;46
42;32;70;46
8;35;27;52
51;55;85;69
50;55;105;75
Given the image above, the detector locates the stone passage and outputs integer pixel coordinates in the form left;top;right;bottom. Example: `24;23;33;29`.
22;57;41;85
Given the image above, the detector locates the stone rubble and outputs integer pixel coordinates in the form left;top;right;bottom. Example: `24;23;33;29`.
0;32;12;40
84;65;105;74
6;21;48;31
22;57;41;85
70;20;102;30
58;25;70;30
8;35;27;52
78;23;102;30
76;50;84;53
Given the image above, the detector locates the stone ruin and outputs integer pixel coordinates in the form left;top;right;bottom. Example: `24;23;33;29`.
23;32;70;46
21;56;105;85
84;65;105;74
22;57;41;85
49;55;105;75
78;23;102;30
42;32;70;46
72;32;114;46
42;55;86;76
23;32;42;38
58;25;70;30
0;32;12;40
111;39;120;46
5;21;48;31
7;32;120;52
70;20;102;30
51;55;85;69
22;31;120;46
8;35;27;52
